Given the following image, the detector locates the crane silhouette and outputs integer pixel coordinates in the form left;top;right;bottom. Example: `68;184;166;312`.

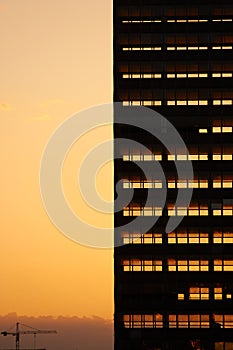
1;322;57;350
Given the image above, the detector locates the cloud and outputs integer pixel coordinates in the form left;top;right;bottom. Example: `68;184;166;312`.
0;313;113;350
0;103;12;111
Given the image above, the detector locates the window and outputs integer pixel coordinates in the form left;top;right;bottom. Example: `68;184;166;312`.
122;47;162;51
213;232;233;243
123;100;162;106
123;73;162;79
123;179;163;189
167;46;208;51
212;46;232;50
212;18;233;22
123;259;162;272
123;206;163;216
213;178;233;188
167;153;208;160
167;19;208;23
178;293;184;300
214;260;233;271
123;153;162;162
213;154;232;160
212;73;233;78
213;100;233;105
168;232;208;244
168;259;209;272
167;73;208;79
213;206;233;216
122;232;162;244
214;288;222;300
167;100;208;106
168;205;208;216
214;315;233;328
167;179;208;188
189;287;209;300
169;315;209;328
123;314;163;328
122;20;162;23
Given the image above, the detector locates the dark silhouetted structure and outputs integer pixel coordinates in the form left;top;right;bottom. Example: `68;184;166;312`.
114;1;233;350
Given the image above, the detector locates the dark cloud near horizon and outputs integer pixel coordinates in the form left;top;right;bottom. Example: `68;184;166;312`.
0;313;113;350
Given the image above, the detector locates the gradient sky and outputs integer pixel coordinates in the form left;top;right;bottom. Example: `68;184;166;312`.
0;0;113;320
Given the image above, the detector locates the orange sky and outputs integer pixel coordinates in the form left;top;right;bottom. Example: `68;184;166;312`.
0;0;113;319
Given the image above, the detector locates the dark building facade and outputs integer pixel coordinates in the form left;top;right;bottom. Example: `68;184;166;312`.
114;1;233;350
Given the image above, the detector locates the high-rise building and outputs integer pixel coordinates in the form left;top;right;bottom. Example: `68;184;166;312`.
114;1;233;350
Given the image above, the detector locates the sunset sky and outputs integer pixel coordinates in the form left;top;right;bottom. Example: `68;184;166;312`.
0;0;113;326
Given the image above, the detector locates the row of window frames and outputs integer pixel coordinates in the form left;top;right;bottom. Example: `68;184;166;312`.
122;73;233;78
178;287;231;300
122;46;232;51
123;154;233;161
123;207;233;216
122;260;233;272
123;100;233;106
122;232;233;244
122;180;233;189
122;19;233;23
123;314;233;328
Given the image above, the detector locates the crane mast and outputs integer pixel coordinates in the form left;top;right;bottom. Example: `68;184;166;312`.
1;322;57;350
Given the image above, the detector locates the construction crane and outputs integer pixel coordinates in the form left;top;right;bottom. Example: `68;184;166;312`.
1;322;57;350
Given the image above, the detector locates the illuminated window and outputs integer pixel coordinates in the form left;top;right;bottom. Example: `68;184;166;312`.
190;315;209;328
122;232;163;245
177;180;187;188
189;179;198;187
167;154;208;161
213;232;233;244
189;287;209;300
213;73;233;78
199;129;208;133
166;46;208;51
168;259;209;272
167;71;208;79
122;47;162;51
213;154;233;160
222;127;233;133
167;100;208;106
213;178;233;188
212;46;232;50
178;293;184;300
168;205;208;216
123;314;163;328
123;206;163;217
213;99;233;105
214;260;233;271
213;206;233;216
123;259;162;272
123;100;163;106
169;315;209;328
172;179;208;188
199;154;209;160
122;153;162;162
212;19;233;22
214;288;222;300
200;180;208;188
166;19;209;23
214;315;233;328
123;73;162;79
